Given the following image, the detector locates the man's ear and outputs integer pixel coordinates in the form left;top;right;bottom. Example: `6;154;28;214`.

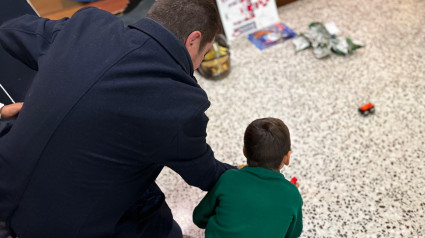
243;146;247;158
185;31;202;55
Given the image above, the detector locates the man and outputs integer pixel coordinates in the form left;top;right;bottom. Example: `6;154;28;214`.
0;0;233;237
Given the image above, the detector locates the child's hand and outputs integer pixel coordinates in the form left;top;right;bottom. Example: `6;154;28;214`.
294;182;300;188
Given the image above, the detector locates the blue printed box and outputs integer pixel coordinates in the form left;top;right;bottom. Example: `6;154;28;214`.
248;22;297;50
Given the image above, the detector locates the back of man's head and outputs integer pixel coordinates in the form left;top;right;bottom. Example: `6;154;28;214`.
146;0;221;52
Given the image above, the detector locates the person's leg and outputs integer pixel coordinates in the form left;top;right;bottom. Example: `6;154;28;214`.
115;183;182;238
166;220;182;238
0;220;9;238
140;184;182;238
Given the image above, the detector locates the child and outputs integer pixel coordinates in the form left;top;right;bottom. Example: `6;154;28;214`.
193;118;303;238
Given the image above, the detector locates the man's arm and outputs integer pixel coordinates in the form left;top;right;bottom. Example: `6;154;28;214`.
163;112;235;191
0;15;68;70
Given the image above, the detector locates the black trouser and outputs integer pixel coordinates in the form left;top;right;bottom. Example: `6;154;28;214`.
0;220;9;238
116;183;183;238
167;220;183;238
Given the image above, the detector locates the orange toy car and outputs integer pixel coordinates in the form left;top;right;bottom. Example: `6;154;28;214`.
359;103;375;115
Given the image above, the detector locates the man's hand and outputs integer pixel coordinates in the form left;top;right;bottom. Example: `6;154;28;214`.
0;102;23;118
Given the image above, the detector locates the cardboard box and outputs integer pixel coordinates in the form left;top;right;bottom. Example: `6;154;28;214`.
248;22;296;50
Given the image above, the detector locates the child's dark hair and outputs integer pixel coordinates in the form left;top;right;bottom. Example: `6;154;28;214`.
244;118;291;170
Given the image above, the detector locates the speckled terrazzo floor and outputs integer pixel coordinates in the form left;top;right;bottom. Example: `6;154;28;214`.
156;0;425;237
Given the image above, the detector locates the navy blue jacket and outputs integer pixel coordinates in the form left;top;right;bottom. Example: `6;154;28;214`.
0;0;37;103
0;7;233;238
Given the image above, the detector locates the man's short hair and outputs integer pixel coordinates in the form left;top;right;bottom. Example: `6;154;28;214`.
146;0;221;51
244;118;291;170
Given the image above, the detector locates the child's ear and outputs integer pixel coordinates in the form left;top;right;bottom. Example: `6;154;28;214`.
283;150;292;166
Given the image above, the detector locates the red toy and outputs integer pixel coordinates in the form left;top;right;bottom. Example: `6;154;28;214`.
290;177;298;185
359;102;375;116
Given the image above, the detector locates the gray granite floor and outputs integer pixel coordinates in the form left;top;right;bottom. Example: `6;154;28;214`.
156;0;425;237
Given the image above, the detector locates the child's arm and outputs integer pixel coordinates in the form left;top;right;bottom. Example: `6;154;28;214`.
285;203;303;238
192;178;222;228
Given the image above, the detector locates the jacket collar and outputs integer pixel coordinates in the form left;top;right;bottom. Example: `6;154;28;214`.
129;18;194;76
